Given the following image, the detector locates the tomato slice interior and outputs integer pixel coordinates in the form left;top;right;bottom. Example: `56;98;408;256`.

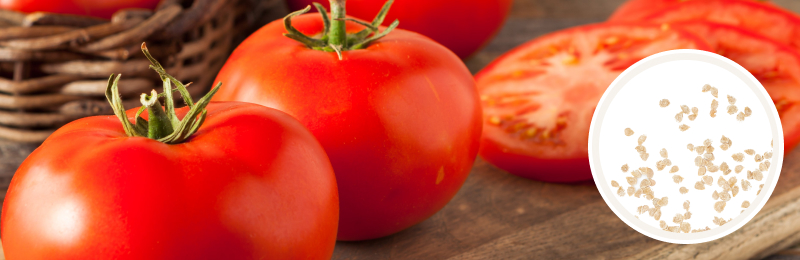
672;21;800;150
476;24;711;182
608;0;772;23
643;0;800;50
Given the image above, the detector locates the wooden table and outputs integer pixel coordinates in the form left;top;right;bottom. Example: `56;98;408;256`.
4;0;800;259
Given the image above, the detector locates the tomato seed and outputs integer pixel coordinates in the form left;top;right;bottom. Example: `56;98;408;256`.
727;105;738;115
681;105;690;114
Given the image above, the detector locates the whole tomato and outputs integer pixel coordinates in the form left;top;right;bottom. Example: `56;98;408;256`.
286;0;512;59
1;46;339;259
0;0;161;19
212;1;482;240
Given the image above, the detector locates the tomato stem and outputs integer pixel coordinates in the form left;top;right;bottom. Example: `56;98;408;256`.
140;89;174;139
328;0;347;58
104;43;221;144
281;0;400;60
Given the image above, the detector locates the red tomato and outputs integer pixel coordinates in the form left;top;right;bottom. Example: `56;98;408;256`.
608;0;772;22
671;21;800;151
0;0;160;19
475;24;712;182
641;0;800;50
1;101;339;259
286;0;513;59
212;13;482;240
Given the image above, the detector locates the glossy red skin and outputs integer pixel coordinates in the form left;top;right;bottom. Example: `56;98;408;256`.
608;0;772;22
212;14;482;240
477;144;588;183
0;0;160;19
641;0;800;50
1;102;339;259
286;0;513;59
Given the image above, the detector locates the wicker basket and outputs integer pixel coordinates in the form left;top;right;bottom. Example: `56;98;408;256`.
0;0;287;143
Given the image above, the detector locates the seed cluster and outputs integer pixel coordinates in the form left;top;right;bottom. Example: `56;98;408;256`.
483;92;571;142
720;135;732;151
668;85;758;131
736;107;752;121
636;135;649;161
611;83;772;234
727;95;738;115
702;84;719;98
710;99;718;118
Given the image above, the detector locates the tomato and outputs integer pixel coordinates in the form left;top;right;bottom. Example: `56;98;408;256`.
475;24;712;182
0;0;160;19
1;50;339;259
212;3;481;240
671;21;800;151
640;0;800;51
608;0;771;22
285;0;512;59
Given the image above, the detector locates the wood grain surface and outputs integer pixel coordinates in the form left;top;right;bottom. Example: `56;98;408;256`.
3;0;800;259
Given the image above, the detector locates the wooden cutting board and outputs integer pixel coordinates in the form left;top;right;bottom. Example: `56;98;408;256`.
331;148;800;260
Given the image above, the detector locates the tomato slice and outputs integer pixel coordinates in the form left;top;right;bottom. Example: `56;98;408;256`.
608;0;772;23
476;24;712;182
671;21;800;151
641;0;800;51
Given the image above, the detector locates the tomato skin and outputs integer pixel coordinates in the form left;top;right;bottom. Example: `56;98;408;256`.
0;0;160;19
1;102;339;259
609;0;688;22
212;14;482;240
641;0;800;50
475;24;712;183
608;0;772;22
480;138;589;183
286;0;512;59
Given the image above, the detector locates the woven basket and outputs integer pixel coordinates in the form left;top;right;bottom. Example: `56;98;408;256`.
0;0;287;143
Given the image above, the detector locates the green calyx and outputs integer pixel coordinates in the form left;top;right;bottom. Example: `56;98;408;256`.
283;0;400;60
104;43;221;144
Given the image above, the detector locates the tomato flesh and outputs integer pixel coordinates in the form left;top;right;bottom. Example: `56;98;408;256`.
672;21;800;151
476;24;712;182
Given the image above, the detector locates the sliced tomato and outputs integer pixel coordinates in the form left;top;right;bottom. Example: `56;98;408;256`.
671;21;800;151
608;0;772;22
476;24;712;182
642;0;800;51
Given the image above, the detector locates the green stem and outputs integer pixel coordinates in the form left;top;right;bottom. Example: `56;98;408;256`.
281;0;399;60
140;89;174;139
104;42;220;144
328;0;347;48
